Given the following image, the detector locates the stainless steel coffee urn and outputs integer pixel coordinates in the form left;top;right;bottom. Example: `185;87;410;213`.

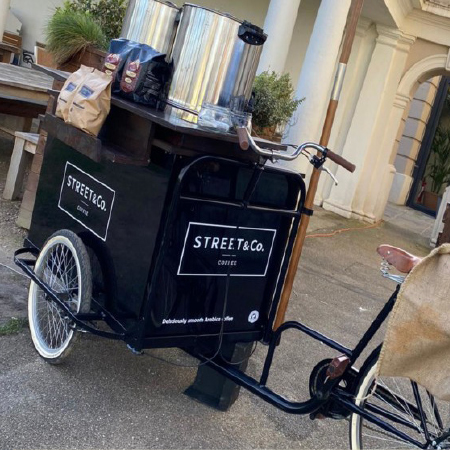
121;0;180;55
167;4;266;122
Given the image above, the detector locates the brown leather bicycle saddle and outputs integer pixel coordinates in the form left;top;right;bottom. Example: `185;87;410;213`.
377;245;422;273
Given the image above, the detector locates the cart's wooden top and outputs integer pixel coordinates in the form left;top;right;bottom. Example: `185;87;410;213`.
33;64;286;152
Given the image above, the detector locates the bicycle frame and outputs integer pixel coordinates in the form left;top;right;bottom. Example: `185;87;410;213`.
198;284;432;448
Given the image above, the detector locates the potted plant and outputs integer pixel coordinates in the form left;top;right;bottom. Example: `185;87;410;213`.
423;126;450;211
251;71;303;142
46;8;108;71
60;0;128;43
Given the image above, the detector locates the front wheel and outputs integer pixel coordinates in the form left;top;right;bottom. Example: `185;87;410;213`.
350;347;450;449
28;230;92;364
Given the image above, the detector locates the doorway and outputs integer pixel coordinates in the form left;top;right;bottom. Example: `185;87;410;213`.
407;77;450;216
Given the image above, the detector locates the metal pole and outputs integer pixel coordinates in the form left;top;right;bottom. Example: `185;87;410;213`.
273;0;365;331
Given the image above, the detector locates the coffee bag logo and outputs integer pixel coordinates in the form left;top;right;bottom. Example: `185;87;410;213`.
178;222;277;277
58;162;115;241
248;311;259;323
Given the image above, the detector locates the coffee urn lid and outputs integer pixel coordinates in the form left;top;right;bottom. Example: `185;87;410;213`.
155;0;179;9
182;3;242;23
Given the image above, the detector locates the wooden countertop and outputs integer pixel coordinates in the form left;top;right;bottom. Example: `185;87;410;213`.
32;63;285;153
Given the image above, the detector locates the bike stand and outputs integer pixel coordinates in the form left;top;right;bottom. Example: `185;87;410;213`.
184;342;254;411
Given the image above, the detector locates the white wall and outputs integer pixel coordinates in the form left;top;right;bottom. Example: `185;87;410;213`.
9;0;268;57
187;0;270;27
9;0;64;52
283;0;319;85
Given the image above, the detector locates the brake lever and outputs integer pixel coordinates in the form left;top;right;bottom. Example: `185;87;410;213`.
321;166;338;185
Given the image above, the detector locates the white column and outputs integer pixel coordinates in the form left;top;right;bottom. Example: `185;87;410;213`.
282;0;351;175
0;0;10;40
317;18;374;205
256;0;301;75
323;26;413;219
362;32;415;221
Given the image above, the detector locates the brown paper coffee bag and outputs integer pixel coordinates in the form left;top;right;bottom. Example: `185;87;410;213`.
67;69;112;136
56;65;94;121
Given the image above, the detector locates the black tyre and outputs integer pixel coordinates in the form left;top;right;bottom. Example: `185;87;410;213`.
28;230;92;364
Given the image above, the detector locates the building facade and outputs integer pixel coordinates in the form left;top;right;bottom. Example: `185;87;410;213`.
4;0;450;221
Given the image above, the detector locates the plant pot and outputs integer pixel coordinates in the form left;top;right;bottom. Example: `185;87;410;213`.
57;46;107;72
35;45;58;69
422;191;440;211
252;125;282;143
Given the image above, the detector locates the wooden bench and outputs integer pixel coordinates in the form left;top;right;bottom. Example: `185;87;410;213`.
3;132;39;201
0;41;20;64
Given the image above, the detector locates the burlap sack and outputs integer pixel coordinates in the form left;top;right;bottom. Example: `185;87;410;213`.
377;243;450;400
56;65;94;121
67;69;112;136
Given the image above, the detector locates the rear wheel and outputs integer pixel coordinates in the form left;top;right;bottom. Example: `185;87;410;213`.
350;348;450;449
28;230;92;364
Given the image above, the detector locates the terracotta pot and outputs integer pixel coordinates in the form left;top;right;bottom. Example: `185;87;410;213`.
252;125;282;143
58;46;107;72
422;191;439;211
35;46;58;69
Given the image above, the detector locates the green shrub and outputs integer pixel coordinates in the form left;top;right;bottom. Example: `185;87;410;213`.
252;71;303;130
61;0;128;43
427;126;450;194
46;9;108;64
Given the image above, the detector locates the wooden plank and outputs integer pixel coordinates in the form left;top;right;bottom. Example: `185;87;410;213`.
0;42;20;54
0;85;49;103
16;208;32;230
36;132;47;156
25;171;40;193
21;188;37;210
0;95;47;118
3;32;22;48
24;140;37;154
3;137;28;200
15;132;39;145
0;62;53;92
42;114;102;162
31;153;43;174
32;64;70;83
0;50;13;64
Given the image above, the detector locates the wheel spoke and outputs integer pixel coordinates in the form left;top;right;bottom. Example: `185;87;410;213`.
350;355;450;449
28;232;90;362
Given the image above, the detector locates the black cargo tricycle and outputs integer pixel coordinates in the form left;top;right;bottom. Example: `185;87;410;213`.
15;109;450;450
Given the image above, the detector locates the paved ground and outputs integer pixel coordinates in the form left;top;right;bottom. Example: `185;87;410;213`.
0;132;434;450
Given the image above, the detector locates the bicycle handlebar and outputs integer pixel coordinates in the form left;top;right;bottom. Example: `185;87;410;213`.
236;127;356;173
326;149;356;173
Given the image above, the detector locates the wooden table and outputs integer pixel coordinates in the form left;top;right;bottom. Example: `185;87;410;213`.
0;63;53;131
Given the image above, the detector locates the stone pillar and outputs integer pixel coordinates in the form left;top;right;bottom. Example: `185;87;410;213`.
317;17;375;204
323;26;415;219
282;0;351;175
361;32;416;221
257;0;301;75
0;0;10;40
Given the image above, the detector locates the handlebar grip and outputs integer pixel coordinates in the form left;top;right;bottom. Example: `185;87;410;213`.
326;149;356;173
237;127;249;151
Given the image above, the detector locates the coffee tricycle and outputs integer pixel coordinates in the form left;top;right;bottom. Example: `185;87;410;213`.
13;0;450;446
15;107;450;449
